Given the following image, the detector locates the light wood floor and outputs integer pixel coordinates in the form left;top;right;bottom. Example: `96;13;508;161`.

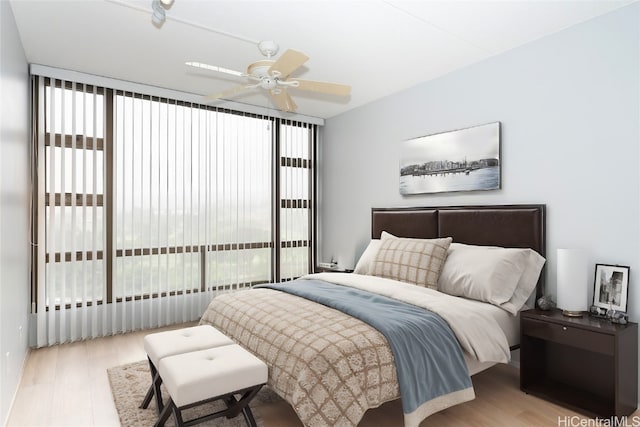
6;322;633;427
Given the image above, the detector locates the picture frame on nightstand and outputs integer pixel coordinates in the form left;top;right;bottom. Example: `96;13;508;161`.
593;264;630;313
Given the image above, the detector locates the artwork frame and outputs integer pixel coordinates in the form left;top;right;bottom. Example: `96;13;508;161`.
593;263;630;313
399;122;501;195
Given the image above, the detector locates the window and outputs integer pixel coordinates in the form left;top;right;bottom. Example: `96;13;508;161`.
33;76;317;344
279;122;314;280
112;95;276;299
42;81;106;308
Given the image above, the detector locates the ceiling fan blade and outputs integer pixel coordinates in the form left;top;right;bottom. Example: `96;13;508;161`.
291;79;351;97
186;61;247;78
269;49;309;79
204;84;257;101
270;90;297;112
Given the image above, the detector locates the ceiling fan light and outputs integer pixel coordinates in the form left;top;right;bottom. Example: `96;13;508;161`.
159;0;174;7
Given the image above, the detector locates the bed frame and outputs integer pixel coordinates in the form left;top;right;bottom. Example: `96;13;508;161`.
371;204;546;299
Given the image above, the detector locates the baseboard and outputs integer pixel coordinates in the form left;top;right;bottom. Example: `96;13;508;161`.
3;347;31;427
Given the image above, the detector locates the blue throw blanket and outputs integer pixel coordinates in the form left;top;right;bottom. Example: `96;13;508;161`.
259;279;473;422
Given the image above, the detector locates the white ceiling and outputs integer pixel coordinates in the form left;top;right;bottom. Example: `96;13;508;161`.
9;0;635;119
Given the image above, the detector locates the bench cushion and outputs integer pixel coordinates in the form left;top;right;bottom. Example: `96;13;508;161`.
158;344;268;407
144;325;234;366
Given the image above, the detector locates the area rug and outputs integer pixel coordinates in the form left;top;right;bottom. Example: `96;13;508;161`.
107;360;283;427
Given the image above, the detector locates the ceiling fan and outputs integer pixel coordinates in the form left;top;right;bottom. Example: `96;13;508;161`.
186;41;351;113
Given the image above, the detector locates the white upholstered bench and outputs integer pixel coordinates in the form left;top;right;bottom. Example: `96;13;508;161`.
140;325;235;413
154;344;268;427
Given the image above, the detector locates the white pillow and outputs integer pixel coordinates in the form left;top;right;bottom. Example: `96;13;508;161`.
438;243;545;315
353;239;382;275
502;250;546;314
353;232;405;275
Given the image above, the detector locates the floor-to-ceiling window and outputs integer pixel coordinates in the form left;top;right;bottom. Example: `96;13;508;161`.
32;76;317;346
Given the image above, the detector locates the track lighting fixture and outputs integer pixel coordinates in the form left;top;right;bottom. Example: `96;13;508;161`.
151;0;173;28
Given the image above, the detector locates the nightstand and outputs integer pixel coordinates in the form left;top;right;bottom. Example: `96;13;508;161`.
520;309;638;418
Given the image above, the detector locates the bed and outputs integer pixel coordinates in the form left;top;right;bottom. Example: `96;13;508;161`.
200;204;546;427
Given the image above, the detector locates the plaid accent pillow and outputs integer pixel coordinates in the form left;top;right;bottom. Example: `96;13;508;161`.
371;234;452;289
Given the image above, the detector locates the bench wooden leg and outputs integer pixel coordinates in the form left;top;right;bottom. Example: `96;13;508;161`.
153;397;174;427
172;404;186;427
156;384;264;427
140;383;154;409
217;385;262;427
224;386;262;420
241;406;258;427
140;357;164;414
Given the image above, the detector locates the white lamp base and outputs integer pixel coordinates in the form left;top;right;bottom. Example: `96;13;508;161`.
561;309;584;317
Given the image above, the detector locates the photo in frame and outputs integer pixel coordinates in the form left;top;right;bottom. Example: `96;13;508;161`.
593;264;630;312
399;122;501;195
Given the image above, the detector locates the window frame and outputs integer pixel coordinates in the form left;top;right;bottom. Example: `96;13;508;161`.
34;79;317;310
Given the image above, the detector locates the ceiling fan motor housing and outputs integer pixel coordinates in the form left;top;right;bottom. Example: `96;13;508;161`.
260;77;278;90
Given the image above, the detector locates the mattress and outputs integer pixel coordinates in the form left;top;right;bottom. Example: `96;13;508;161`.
461;298;520;375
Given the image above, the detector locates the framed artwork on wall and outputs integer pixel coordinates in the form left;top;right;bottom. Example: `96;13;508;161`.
593;263;630;313
399;121;501;195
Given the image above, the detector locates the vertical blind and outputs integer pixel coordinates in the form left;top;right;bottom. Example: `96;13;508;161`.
32;75;317;347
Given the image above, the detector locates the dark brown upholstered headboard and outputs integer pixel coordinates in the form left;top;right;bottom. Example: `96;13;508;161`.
371;205;546;298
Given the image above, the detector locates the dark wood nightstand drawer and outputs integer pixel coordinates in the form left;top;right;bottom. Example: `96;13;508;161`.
522;318;614;355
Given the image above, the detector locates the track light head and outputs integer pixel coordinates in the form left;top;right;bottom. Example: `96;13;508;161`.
151;0;166;28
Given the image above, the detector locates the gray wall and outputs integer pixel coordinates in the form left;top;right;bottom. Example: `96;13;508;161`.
321;3;640;323
0;1;31;423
